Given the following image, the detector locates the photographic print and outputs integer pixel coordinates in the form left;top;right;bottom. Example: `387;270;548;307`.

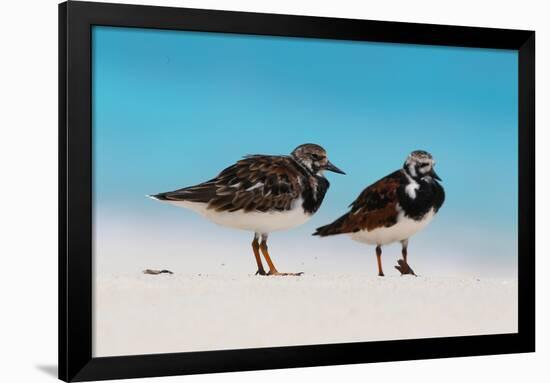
91;26;518;357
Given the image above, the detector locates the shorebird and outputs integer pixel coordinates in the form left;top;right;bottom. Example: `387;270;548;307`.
149;144;345;276
314;150;444;276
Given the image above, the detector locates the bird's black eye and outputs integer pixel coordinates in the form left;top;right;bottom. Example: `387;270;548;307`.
311;154;320;160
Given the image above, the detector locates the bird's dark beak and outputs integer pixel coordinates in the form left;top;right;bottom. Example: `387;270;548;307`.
324;161;345;175
430;169;442;181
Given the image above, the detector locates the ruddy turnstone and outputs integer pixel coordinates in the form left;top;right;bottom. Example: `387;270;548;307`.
314;150;444;276
149;144;345;276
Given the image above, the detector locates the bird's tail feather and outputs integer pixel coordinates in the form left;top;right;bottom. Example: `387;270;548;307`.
147;193;168;201
313;213;349;237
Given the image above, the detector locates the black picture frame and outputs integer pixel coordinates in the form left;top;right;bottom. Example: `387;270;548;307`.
59;1;535;381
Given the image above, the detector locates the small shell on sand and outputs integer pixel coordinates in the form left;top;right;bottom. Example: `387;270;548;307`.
142;269;174;275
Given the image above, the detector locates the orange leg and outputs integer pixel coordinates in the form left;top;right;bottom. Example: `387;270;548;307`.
259;234;303;276
252;234;266;276
402;240;408;264
395;240;417;276
376;245;384;277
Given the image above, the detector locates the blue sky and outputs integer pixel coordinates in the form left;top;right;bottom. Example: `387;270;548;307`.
92;26;518;275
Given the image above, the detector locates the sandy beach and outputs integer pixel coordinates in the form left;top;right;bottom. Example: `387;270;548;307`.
93;272;517;357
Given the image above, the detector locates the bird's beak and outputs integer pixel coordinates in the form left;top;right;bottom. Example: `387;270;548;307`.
430;169;442;181
324;161;346;174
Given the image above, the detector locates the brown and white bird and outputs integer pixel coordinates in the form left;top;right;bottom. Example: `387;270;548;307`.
314;150;444;276
149;144;345;276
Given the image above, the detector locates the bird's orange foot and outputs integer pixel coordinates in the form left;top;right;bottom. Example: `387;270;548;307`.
394;259;417;276
267;271;304;276
255;269;267;276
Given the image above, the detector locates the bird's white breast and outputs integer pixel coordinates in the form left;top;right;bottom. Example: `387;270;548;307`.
350;206;435;246
164;198;311;234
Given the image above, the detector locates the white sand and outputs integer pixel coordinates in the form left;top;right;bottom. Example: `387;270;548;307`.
93;272;517;357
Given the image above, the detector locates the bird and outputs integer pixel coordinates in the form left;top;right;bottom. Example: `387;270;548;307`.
313;150;444;277
149;144;345;276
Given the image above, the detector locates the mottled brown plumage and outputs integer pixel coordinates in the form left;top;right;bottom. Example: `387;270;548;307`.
153;155;306;213
314;170;404;236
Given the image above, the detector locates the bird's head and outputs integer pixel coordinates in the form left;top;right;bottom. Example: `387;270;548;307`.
403;150;441;181
291;144;345;176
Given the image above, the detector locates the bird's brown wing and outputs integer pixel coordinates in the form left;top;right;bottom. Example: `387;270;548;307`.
314;170;404;236
153;155;303;213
